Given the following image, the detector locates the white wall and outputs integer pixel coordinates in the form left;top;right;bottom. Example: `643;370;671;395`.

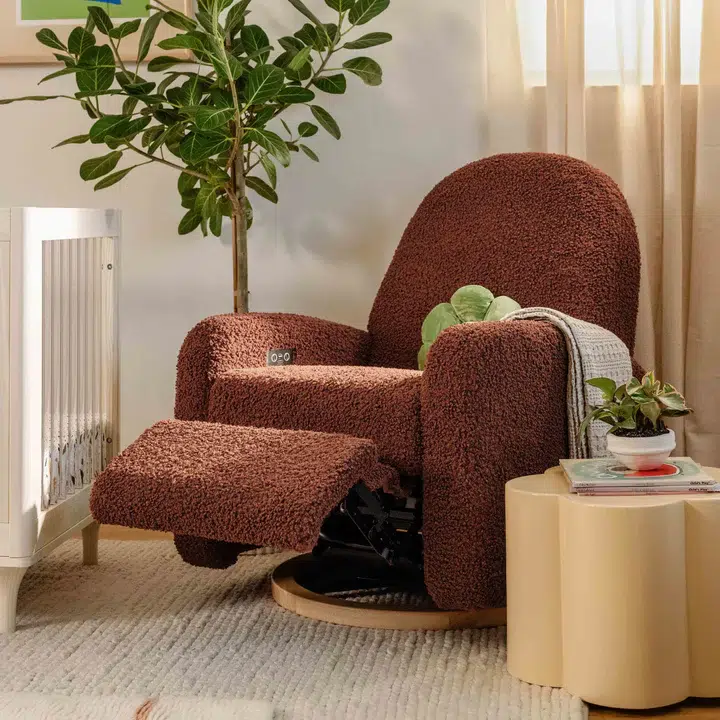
0;0;484;445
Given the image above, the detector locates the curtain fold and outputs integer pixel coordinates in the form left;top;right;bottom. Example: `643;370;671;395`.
483;0;720;464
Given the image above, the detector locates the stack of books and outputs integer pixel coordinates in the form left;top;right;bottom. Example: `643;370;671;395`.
560;458;720;496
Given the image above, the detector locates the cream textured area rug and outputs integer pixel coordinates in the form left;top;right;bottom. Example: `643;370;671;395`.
0;541;587;720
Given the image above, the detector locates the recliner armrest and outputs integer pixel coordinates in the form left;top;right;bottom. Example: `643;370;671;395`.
175;313;370;421
420;320;569;609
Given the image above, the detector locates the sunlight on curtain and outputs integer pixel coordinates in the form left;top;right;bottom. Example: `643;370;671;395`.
517;0;702;85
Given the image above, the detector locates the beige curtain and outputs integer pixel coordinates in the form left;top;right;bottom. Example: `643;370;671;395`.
482;0;720;464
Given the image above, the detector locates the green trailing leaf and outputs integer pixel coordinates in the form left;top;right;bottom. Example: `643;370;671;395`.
147;55;185;72
310;105;341;138
245;64;285;105
87;6;114;35
276;86;315;104
286;0;324;27
246;175;279;203
314;74;347;94
179;132;232;164
421;303;462;346
343;57;382;86
52;134;90;149
110;19;142;40
484;295;521;321
326;0;356;10
79;151;123;181
586;377;618;403
194;106;235;131
137;12;165;63
241;25;271;63
76;45;116;94
178;209;202;235
259;153;277;188
449;285;494;322
243;128;292;167
68;27;96;57
36;29;67;51
344;32;392;49
298;122;318;137
288;46;313;71
299;143;319;161
93;166;136;190
225;0;252;36
349;0;390;26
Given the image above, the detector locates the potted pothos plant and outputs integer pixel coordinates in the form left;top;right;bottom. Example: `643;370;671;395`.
0;0;392;313
580;372;692;470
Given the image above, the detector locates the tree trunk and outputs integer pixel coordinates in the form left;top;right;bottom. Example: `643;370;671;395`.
231;156;249;313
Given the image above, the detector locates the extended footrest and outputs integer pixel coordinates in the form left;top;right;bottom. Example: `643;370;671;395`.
90;420;398;553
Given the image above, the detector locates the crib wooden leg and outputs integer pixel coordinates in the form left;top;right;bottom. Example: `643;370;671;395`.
82;522;100;566
0;567;28;633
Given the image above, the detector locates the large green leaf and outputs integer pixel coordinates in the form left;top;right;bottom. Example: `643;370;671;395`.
68;27;96;57
110;19;141;40
157;34;207;53
178;209;202;235
195;183;220;220
36;29;67;51
343;57;382;85
179;132;232;163
194;106;235;131
243;128;291;167
279;36;305;52
225;0;252;37
137;12;165;63
314;74;347;94
286;0;324;27
87;6;114;35
298;122;318;137
288;46;312;71
94;166;136;190
421;303;462;346
586;377;618;403
241;25;271;63
344;32;392;49
246;175;279;203
245;65;285;105
52;134;90;149
326;0;356;10
178;171;199;195
276;85;315;104
349;0;390;25
147;55;185;72
310;105;341;138
90;115;132;143
76;45;116;94
79;151;123;181
450;285;494;322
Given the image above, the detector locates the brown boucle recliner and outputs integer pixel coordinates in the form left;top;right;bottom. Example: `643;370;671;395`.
147;153;642;610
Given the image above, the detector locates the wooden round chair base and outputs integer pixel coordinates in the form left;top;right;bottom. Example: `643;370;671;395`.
271;553;507;631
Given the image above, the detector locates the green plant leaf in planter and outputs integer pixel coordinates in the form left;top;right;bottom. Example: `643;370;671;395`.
147;55;184;72
225;0;252;37
178;209;202;235
53;134;90;148
93;166;136;190
137;12;165;63
246;175;279;203
326;0;356;10
241;25;271;63
484;295;521;321
450;285;494;322
245;64;286;105
194;106;235;131
299;144;319;161
68;27;96;57
79;151;123;181
36;29;67;51
259;153;277;188
349;0;390;26
586;377;618;403
344;32;392;49
110;19;142;40
87;6;114;35
418;342;431;371
298;121;318;137
288;46;312;71
639;400;662;427
421;303;462;346
179;132;232;164
243;128;291;167
314;74;347;94
76;45;116;94
276;86;315;104
310;105;341;138
343;57;382;85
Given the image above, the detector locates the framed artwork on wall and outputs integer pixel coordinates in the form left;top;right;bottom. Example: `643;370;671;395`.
1;0;193;64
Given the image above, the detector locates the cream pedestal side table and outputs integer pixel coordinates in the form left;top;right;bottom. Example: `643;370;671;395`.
506;466;720;710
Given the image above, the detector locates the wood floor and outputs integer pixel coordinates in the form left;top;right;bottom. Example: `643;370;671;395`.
94;527;720;719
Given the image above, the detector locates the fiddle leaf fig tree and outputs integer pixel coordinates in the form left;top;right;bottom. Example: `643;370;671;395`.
0;0;392;312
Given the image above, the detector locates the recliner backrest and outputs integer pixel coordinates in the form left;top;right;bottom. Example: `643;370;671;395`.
367;153;641;369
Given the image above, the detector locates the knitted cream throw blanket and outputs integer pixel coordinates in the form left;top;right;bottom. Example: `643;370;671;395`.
503;307;633;458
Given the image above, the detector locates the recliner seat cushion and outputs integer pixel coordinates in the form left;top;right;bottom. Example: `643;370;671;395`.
208;366;423;476
90;420;398;552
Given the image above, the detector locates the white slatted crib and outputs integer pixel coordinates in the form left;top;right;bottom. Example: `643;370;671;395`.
0;208;119;632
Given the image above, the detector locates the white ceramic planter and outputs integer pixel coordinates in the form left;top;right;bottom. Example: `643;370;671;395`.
606;429;676;471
